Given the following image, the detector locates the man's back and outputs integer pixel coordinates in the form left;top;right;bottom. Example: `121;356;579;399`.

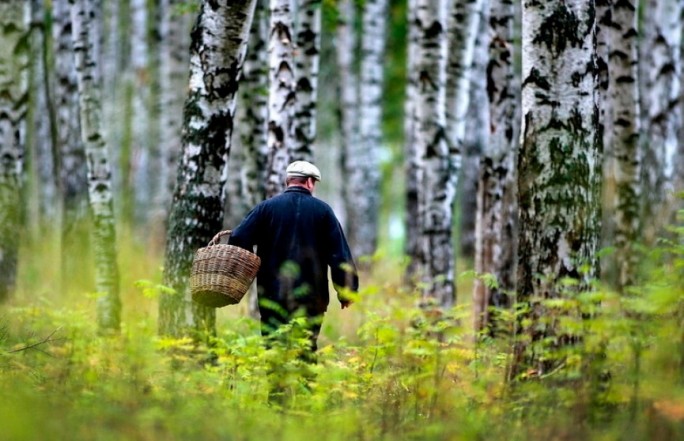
230;186;356;314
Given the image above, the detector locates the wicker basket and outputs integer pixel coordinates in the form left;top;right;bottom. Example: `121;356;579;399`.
190;230;261;308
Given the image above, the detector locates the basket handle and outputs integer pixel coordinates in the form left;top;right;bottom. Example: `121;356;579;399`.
208;230;232;246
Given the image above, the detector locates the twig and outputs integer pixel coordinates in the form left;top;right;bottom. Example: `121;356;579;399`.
8;327;64;354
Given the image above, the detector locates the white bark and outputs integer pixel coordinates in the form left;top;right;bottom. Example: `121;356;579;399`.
102;0;124;215
71;0;121;332
102;0;121;94
596;0;616;283
641;0;683;240
404;0;420;278
156;0;191;226
680;5;684;200
239;0;269;211
0;1;29;302
445;0;484;185
596;0;612;162
610;0;641;290
160;0;256;337
461;0;489;259
474;0;518;334
54;0;89;294
291;0;321;161
516;0;600;375
415;0;452;306
337;0;362;254
265;0;296;198
346;0;387;260
29;0;58;225
130;0;153;224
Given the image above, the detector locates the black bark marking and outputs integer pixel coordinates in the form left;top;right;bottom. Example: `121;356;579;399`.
424;21;444;39
523;67;551;91
534;3;585;56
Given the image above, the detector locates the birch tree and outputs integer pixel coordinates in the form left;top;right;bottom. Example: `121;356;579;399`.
473;0;518;334
291;0;321;162
514;0;600;376
460;2;489;260
445;0;483;190
102;0;122;95
54;0;89;294
610;0;641;290
680;16;684;200
102;0;124;215
155;0;191;227
28;0;58;226
337;0;366;260
415;0;452;306
70;0;121;332
238;0;269;212
159;0;256;337
235;0;269;320
404;0;421;279
596;0;612;159
0;1;29;302
345;0;387;260
265;0;296;198
595;0;616;281
130;0;152;224
640;0;683;241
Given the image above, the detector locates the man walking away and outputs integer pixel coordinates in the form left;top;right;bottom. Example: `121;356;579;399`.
229;161;359;353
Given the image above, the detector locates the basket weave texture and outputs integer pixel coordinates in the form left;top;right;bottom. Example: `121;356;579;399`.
190;230;261;308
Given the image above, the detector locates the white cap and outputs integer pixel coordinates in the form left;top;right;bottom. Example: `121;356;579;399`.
286;161;322;181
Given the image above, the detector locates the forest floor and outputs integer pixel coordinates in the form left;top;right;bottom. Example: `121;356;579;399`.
1;226;684;440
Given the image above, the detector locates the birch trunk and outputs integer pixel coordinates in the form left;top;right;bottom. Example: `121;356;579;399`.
102;0;122;95
130;0;153;224
515;0;600;376
155;0;192;229
265;0;296;198
461;0;489;260
415;0;452;306
225;136;246;229
445;0;483;189
159;0;256;337
346;0;387;260
610;0;641;290
237;0;269;320
0;1;29;302
337;0;361;250
291;0;321;162
29;0;58;226
473;0;518;334
54;0;89;294
680;5;684;200
102;0;124;217
596;0;612;161
239;0;269;212
71;0;121;332
596;0;615;283
404;0;420;279
640;0;683;242
595;0;614;143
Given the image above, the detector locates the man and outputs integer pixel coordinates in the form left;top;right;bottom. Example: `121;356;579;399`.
229;161;359;352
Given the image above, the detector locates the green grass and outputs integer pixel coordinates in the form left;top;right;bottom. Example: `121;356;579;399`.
2;223;684;440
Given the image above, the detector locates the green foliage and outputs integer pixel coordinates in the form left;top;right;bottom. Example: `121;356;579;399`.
2;221;684;440
172;0;200;16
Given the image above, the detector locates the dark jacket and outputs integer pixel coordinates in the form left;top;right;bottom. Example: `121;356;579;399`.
229;186;358;315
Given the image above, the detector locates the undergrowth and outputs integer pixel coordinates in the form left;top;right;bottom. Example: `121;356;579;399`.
1;221;684;440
